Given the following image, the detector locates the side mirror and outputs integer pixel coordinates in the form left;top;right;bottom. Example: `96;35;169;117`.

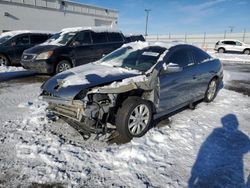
163;62;183;73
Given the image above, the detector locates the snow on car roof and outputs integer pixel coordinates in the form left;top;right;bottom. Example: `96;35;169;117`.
0;30;54;38
122;41;183;50
60;26;122;34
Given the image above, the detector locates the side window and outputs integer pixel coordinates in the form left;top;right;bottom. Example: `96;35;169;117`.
91;32;108;44
223;41;236;45
235;41;242;46
30;34;49;44
168;49;194;67
14;35;30;46
73;31;92;45
192;48;211;64
107;32;123;42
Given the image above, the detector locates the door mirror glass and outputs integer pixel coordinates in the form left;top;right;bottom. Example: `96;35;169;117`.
163;62;183;73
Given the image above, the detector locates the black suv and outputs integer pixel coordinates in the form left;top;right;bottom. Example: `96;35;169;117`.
21;27;130;74
124;34;145;43
0;31;53;66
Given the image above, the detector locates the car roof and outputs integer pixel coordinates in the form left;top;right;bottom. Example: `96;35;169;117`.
60;26;122;34
124;41;198;51
0;30;54;38
219;39;242;42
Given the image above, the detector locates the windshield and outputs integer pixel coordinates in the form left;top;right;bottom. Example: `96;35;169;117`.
45;32;76;45
100;46;165;72
0;35;12;44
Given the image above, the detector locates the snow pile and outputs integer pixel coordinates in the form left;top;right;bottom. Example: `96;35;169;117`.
61;26;121;34
0;65;25;73
0;87;250;187
209;51;250;63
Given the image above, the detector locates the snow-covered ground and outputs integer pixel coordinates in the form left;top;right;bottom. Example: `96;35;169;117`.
0;83;249;187
0;58;250;187
208;51;250;63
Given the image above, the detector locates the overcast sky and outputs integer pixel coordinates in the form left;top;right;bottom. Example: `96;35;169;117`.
76;0;250;35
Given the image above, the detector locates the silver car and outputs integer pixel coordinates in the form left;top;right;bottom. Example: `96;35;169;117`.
40;42;223;140
214;39;250;54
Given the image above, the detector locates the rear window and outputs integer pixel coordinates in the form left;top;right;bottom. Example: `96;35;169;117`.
91;32;108;44
107;32;124;42
30;34;50;44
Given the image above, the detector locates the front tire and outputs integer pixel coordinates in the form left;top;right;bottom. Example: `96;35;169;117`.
55;60;72;74
204;78;218;102
116;97;153;139
0;54;10;66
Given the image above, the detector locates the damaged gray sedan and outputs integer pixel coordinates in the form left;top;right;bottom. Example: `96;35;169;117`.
40;42;223;139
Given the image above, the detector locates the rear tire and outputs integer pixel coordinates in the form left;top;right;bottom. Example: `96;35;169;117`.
243;49;250;55
0;54;10;66
115;97;153;139
55;60;72;74
204;78;218;102
218;48;225;53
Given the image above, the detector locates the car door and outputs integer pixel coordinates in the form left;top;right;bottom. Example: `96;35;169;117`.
12;34;32;65
71;31;95;66
234;41;244;52
158;47;196;113
91;32;109;60
191;47;213;97
224;41;236;51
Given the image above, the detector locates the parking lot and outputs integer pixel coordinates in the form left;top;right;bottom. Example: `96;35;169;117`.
0;52;250;187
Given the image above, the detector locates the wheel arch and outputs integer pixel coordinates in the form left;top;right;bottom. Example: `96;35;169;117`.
115;89;157;114
218;47;225;52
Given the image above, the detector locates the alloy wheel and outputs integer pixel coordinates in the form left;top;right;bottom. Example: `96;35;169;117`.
207;80;217;101
58;63;71;73
128;104;150;136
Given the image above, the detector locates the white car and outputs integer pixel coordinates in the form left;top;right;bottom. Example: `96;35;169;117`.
214;39;250;55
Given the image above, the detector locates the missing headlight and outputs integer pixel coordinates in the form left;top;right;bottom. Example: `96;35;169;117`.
74;90;88;100
91;93;110;103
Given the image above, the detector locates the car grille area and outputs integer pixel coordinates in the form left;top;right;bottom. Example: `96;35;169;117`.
22;53;36;61
49;103;83;122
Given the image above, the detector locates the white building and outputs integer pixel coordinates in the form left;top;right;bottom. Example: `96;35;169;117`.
0;0;118;33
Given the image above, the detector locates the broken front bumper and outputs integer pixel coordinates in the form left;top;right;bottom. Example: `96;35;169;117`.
41;96;85;122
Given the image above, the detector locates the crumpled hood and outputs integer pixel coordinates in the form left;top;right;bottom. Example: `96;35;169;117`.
24;44;59;54
41;63;140;99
